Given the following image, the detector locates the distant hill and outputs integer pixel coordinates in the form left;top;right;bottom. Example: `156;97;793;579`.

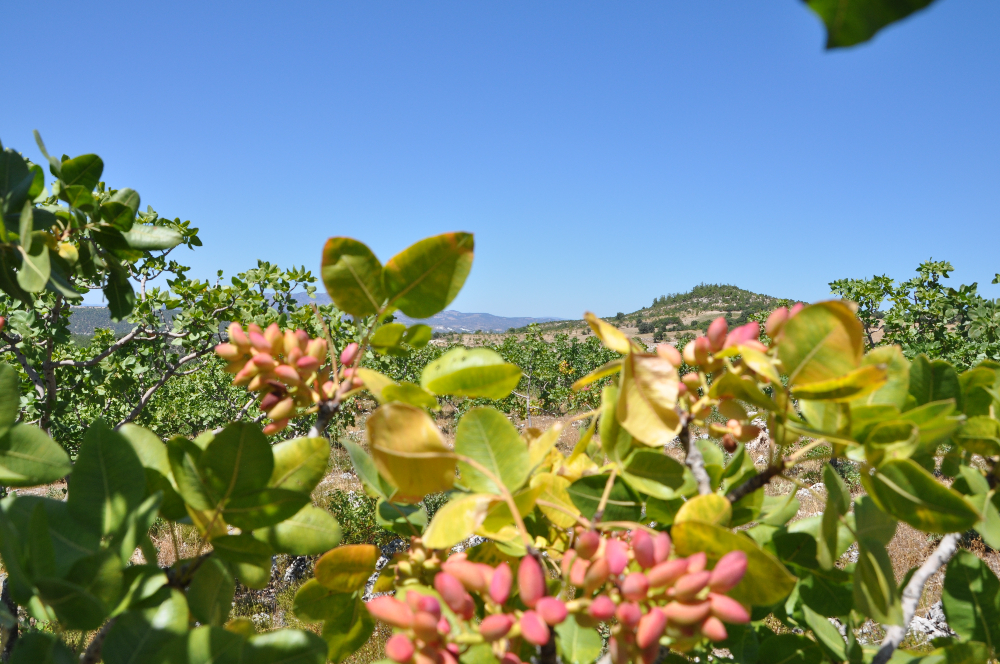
299;294;560;332
68;307;136;336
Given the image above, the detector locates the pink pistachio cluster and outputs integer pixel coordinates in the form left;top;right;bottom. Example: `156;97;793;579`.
215;323;362;434
657;306;801;452
366;530;749;664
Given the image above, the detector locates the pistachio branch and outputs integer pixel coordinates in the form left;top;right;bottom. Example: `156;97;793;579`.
679;415;712;495
872;533;960;664
725;462;784;503
592;468;618;523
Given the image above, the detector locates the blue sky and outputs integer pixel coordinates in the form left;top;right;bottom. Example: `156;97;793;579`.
3;1;998;318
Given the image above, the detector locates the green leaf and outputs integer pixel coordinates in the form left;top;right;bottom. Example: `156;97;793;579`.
675;494;732;527
852;498;901;625
376;499;428;537
0;364;19;438
758;493;800;527
321;237;386;318
909;355;963;411
103;589;188;664
370;323;407;356
801;603;848;661
270;437;330;493
382;382;438;409
671;520;797;606
709;371;778;412
59;154;103;191
211;534;274;590
201;423;274;500
315;544;380;592
404;324;433;349
245;627;327;664
455;407;530;494
555;615;603;664
4;496;100;578
567;474;642;522
0;423;72;487
368;403;455;503
121;225;183;250
104;261;135;321
17;241;50;292
320;594;374;663
187;557;235;626
620;448;691;500
293;579;352;623
9;631;76;664
420;347;522;399
955;416;1000;456
167;435;214;511
253;504;342;556
898;400;962;447
756;634;823;664
790;364;887;402
118;424;187;520
67;419;146;535
776;301;864;387
805;0;940;49
343;438;395;501
222;487;311;530
422;493;494;549
862;459;980;534
942;550;1000;652
798;567;854;618
383;232;474;318
853;345;911;410
818;464;851;570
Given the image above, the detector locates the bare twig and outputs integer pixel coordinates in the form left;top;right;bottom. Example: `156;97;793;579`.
679;415;712;495
115;348;213;427
872;533;960;664
725;462;784;503
79;617;118;664
46;326;145;367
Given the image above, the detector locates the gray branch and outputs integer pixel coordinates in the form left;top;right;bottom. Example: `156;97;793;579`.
872;533;960;664
679;415;712;495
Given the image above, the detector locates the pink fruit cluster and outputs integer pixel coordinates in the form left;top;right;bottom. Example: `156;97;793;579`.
562;530;749;662
368;530;749;664
215;323;361;434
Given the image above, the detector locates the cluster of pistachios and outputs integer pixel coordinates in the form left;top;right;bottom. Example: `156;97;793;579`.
367;529;749;664
214;323;361;434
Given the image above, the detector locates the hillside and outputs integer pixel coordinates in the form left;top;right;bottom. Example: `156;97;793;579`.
511;283;792;346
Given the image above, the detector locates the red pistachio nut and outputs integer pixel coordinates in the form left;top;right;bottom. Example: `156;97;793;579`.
249;331;272;354
647;558;688;588
575;530;601;560
340;342;360;366
681;372;701;393
653;532;671;564
662;600;711;626
536;597;568;625
366;596;413;629
489;562;512;605
500;654;521;664
228;323;250;348
604;538;628;575
262;419;288;435
672;571;711;601
631;530;656;569
215;343;243;361
621;572;650;602
479;614;514;641
520;611;550;646
584;557;610;594
708;593;750;624
588;595;616;621
267;397;296;421
765;307;789;337
518;555;545;608
724;322;760;349
296;355;321;373
615;602;642;629
722;433;738;453
437;617;451;636
273;364;303;386
682;340;697;366
708;550;747;593
569;558;589;588
413;611;441;645
655;344;682;367
707;317;728;352
790;302;804;317
636;608;667;649
434;573;469;614
442;560;489;593
701;616;728;641
693;336;711;365
687;552;707;573
416;595;441;621
736;425;761;443
385;634;415;663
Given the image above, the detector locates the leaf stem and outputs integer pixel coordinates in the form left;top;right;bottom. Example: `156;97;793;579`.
453;453;534;549
592;468;618;523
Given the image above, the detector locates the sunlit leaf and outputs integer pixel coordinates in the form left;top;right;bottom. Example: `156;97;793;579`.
321;237;386;318
423;493;494;549
420;347;522;399
383;232;473;318
616;353;681;447
314;544;379;592
368;403;455;502
455;407;529;494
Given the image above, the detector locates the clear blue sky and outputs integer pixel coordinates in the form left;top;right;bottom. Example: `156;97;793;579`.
3;1;998;318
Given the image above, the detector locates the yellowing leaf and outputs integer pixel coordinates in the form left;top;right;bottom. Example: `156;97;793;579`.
422;494;494;549
571;360;622;392
382;232;474;319
777;301;864;387
368;403;455;502
790;364;888;402
852;345;910;411
674;494;732;526
315;544;380;592
583;313;632;354
356;368;396;404
738;346;782;385
529;422;563;470
671;521;797;606
321;237;385;318
617;353;681;447
531;473;579;529
382;382;438;409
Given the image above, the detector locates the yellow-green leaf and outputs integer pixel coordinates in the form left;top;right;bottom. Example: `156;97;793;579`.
616;353;681;447
422;493;494;549
674;494;732;526
862;459;980;534
321;237;385;318
382;382;438;409
530;473;579;529
383;232;474;319
314;544;380;592
583;312;632;354
420;347;522;399
571;360;622;392
368;403;455;503
852;345;910;411
777;301;864;387
671;521;797;606
791;364;888;402
456;407;529;494
356;368;396;404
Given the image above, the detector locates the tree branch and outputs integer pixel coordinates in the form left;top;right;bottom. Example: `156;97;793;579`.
0;333;46;403
726;462;784;503
47;326;144;368
308;398;342;438
872;533;960;664
679;415;712;495
79;616;117;664
115;348;212;427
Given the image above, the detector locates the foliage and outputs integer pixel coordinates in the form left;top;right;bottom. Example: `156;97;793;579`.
831;260;1000;370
